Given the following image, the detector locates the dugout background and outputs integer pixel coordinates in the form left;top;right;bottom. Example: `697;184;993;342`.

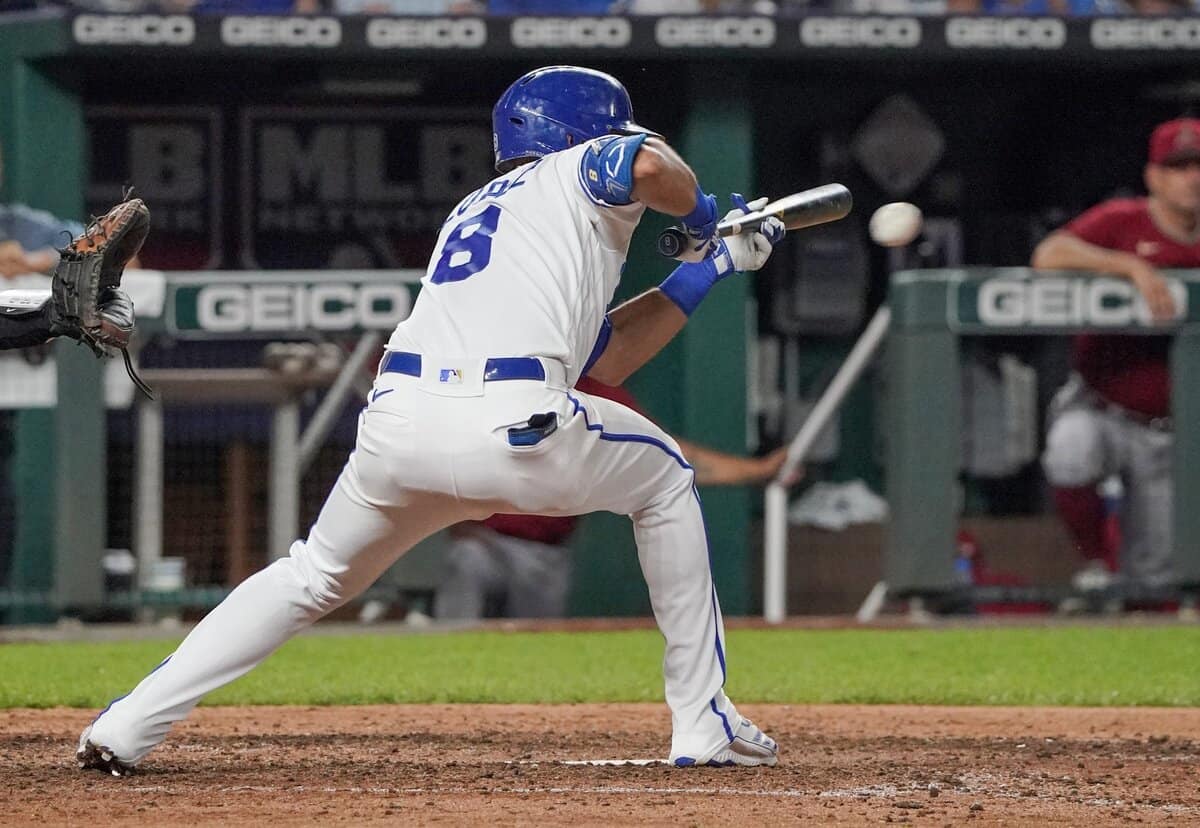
3;11;1198;618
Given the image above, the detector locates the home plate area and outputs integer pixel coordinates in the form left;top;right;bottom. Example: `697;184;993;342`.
5;704;1200;824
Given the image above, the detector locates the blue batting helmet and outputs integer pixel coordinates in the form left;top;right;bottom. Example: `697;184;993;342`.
492;66;660;173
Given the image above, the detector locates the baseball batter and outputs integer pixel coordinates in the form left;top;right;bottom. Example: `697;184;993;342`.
78;66;784;775
1033;117;1200;591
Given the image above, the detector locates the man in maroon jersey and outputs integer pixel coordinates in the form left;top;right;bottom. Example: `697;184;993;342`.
1032;117;1200;594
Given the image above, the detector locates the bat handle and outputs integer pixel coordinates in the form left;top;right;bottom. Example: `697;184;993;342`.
656;227;688;259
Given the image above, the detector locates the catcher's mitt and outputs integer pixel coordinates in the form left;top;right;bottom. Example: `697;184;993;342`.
49;195;153;397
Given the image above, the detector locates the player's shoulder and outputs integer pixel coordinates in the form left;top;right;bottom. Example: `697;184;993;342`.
1085;197;1148;221
575;134;649;207
1063;196;1147;238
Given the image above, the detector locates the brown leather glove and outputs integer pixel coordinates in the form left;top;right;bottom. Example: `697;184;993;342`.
48;196;153;397
94;288;135;351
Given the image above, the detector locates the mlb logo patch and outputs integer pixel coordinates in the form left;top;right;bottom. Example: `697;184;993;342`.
439;368;463;384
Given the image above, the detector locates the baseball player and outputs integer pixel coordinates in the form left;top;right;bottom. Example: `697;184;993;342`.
78;65;785;775
1033;117;1200;594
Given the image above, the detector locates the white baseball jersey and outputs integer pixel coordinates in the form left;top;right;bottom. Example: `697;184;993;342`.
388;137;645;386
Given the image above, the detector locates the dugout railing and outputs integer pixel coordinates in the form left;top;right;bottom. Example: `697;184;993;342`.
764;268;1200;622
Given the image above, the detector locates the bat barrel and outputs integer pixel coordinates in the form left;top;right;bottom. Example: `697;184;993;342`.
775;183;852;231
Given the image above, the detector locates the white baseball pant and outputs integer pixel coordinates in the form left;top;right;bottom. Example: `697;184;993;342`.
87;355;738;764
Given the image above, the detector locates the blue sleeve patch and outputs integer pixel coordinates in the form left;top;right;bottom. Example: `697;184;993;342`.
578;134;648;207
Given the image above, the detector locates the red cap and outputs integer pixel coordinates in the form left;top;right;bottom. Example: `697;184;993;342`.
1149;118;1200;165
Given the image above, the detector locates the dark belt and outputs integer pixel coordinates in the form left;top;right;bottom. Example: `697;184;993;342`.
380;351;546;382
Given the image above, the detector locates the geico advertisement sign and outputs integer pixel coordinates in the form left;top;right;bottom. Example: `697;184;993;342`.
800;17;920;48
221;16;342;47
192;283;411;332
975;277;1188;327
366;18;486;48
1092;18;1200;49
945;17;1066;49
73;15;195;45
655;17;775;47
510;17;631;47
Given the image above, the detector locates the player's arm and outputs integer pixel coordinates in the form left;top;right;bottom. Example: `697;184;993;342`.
584;290;684;387
585;196;784;387
631;137;718;263
630;137;707;216
1031;230;1176;320
581;135;717;262
0;240;57;278
0;290;54;349
674;439;802;487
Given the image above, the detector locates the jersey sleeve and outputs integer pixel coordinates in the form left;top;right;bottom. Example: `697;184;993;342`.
1062;200;1128;248
577;134;649;207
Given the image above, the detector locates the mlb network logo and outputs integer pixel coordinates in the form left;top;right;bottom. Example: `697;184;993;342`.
439;368;463;384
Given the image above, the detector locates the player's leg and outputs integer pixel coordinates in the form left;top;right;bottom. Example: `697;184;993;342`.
1117;420;1174;589
1042;391;1118;580
496;532;571;618
528;389;774;766
434;529;507;619
83;399;467;769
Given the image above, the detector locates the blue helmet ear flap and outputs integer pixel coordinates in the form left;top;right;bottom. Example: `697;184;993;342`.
492;65;659;173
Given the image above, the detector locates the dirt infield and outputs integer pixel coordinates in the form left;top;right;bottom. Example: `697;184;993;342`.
4;704;1199;825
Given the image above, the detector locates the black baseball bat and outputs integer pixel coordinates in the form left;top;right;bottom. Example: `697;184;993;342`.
656;183;853;259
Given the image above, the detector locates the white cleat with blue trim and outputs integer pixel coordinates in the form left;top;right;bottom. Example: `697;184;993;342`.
76;724;135;777
671;715;779;768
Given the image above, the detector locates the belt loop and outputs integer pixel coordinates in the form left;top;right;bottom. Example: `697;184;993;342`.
538;357;567;390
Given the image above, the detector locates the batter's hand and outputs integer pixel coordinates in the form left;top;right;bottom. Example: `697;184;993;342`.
714;194;785;275
1127;259;1177;322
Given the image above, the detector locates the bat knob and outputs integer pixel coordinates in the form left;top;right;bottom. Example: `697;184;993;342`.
656;228;687;259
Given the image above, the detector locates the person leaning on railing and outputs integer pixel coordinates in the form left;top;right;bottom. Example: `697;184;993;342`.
1031;117;1200;603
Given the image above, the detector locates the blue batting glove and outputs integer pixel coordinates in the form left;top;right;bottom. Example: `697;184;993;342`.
674;186;718;262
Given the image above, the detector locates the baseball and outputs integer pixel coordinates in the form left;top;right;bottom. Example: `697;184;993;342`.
868;202;923;248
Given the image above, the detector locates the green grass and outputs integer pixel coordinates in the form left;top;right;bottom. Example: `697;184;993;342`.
2;626;1199;709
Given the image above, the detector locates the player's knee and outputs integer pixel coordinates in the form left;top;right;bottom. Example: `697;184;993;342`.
636;464;696;521
285;539;352;615
1041;411;1103;487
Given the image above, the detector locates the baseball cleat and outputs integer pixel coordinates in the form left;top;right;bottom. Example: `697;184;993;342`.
76;725;134;777
672;716;779;768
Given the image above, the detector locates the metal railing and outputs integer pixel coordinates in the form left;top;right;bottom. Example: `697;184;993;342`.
762;305;892;624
